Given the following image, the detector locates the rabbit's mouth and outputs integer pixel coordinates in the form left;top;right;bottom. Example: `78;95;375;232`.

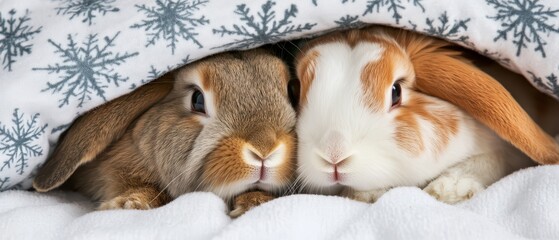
248;169;284;190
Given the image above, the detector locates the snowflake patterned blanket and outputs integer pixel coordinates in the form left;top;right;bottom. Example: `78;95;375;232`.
0;0;559;238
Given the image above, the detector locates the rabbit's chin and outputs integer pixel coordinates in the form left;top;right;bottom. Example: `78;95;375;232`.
205;179;288;200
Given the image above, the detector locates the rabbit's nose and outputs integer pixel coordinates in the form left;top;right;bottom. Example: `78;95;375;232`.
317;130;352;165
242;143;287;169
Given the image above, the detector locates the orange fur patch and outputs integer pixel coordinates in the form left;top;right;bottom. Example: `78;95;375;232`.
296;50;319;106
201;129;296;188
360;47;399;111
395;94;459;156
414;53;559;164
394;111;424;156
274;132;296;185
198;66;214;91
202;137;252;187
378;26;559;164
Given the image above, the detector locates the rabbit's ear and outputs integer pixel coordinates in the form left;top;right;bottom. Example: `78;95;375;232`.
33;74;175;192
395;30;559;164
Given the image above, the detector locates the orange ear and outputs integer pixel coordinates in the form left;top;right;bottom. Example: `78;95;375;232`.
33;74;174;192
391;30;559;164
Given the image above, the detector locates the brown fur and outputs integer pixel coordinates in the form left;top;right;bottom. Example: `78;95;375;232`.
33;75;174;192
229;190;275;218
35;49;297;216
203;137;252;188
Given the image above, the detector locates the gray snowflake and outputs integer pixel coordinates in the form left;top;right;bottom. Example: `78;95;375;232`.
130;65;162;90
131;0;209;54
481;49;512;67
33;32;139;108
528;71;559;97
334;15;367;29
129;55;190;90
0;9;42;71
0;109;48;175
0;177;9;190
363;0;425;24
54;0;120;26
51;123;71;134
487;0;559;57
423;12;472;46
170;55;191;70
212;1;317;50
312;0;355;6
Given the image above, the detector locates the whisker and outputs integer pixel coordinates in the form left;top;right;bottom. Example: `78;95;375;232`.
149;166;192;205
286;40;304;55
193;172;213;192
286;174;304;195
277;42;297;60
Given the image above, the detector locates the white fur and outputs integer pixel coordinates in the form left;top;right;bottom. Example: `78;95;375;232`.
297;40;511;202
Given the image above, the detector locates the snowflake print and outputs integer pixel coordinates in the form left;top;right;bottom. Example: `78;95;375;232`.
481;49;512;67
54;0;120;25
131;0;209;54
51;123;71;135
312;0;356;6
0;109;48;175
487;0;559;57
334;15;367;29
0;9;42;71
129;55;190;90
33;32;138;108
363;0;425;24
529;71;559;97
424;12;472;46
213;1;317;50
129;65;162;90
0;177;9;190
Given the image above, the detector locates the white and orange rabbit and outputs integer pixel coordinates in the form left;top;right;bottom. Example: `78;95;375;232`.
293;26;559;203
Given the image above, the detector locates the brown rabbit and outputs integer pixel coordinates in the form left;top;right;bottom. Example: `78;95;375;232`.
33;49;297;217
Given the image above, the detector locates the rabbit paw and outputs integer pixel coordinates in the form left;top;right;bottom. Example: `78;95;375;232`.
98;193;153;210
424;174;485;204
229;191;274;218
341;188;387;203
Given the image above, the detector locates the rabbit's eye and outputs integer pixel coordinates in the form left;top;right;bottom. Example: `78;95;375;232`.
391;82;402;108
191;89;206;114
287;79;300;109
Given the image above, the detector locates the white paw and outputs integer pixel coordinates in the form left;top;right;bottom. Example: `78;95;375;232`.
341;188;387;203
423;175;485;204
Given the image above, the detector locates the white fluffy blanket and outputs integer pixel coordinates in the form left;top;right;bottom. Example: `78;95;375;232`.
2;166;559;239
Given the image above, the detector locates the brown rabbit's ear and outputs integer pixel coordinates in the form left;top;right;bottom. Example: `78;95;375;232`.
392;30;559;164
33;73;175;192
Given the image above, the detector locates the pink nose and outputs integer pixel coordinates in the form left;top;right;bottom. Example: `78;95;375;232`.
319;130;352;164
